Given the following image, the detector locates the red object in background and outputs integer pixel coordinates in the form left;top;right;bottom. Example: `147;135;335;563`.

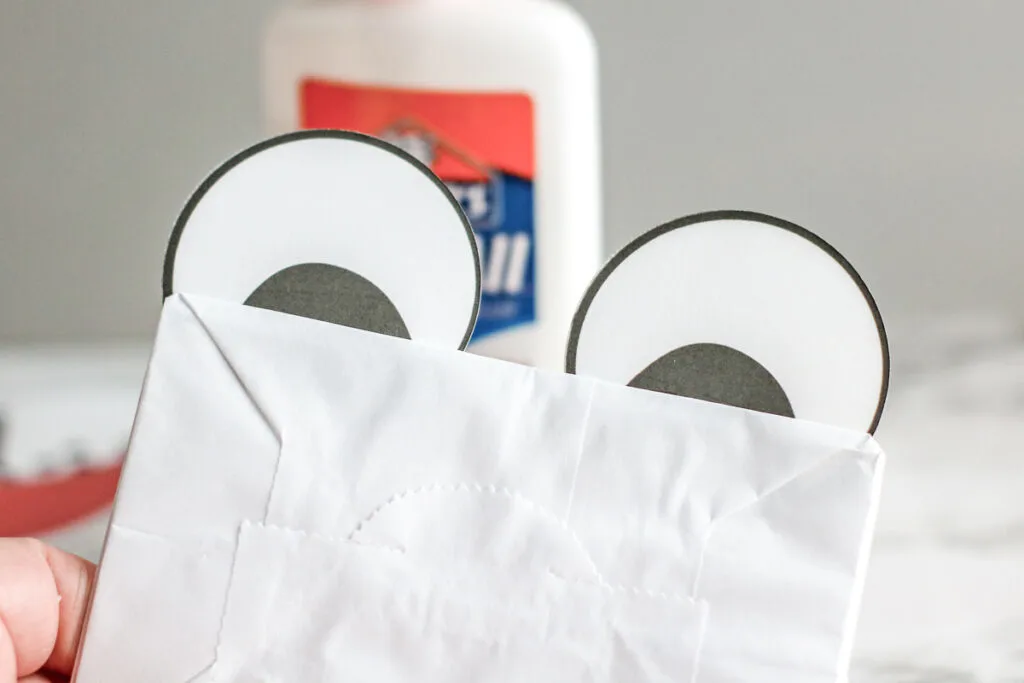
0;461;122;537
301;78;534;182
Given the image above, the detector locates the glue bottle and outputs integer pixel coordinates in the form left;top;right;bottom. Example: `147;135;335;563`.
263;0;602;370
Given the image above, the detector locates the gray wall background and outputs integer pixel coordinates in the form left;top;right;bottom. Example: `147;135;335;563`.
2;1;1023;344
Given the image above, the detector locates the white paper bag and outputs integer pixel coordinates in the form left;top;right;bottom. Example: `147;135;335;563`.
72;293;883;683
73;131;889;683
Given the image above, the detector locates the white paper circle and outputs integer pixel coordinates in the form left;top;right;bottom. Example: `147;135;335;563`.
566;211;889;433
164;130;480;349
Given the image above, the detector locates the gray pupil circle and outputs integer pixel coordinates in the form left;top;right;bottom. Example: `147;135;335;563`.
244;263;411;340
628;343;794;418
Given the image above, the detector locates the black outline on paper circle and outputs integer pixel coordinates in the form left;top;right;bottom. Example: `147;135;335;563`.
565;210;891;434
162;129;482;350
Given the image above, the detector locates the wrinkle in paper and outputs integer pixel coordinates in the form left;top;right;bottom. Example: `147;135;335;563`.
191;522;707;683
73;294;884;683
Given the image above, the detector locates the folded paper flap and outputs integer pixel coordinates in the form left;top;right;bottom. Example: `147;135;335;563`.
143;295;882;597
111;296;281;542
177;294;880;507
195;521;709;683
564;381;883;597
74;526;238;683
177;295;282;445
681;438;883;681
78;295;884;683
167;293;594;540
348;483;605;585
710;448;882;578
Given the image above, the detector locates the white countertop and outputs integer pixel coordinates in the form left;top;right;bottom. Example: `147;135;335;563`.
852;314;1024;682
6;314;1024;682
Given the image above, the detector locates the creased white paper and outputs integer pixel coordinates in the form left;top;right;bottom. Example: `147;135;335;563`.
72;294;884;683
189;522;707;683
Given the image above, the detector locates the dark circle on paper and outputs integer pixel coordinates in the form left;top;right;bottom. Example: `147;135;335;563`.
565;210;890;434
245;263;411;340
628;343;794;418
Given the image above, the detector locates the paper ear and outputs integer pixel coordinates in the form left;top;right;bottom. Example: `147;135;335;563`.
565;211;890;434
163;130;481;349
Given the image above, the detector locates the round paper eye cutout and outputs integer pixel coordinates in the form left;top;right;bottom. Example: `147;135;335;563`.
566;211;889;434
163;130;481;349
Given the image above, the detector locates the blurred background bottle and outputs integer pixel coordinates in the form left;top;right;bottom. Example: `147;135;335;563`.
263;0;603;370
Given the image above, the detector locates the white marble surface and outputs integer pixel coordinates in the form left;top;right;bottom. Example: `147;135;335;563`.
853;314;1024;682
9;314;1024;681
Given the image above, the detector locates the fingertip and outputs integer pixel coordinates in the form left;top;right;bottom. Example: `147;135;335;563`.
0;538;95;679
0;538;60;678
41;544;95;675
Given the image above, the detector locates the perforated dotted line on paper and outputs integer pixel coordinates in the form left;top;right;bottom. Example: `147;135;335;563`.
347;482;602;576
239;519;405;555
